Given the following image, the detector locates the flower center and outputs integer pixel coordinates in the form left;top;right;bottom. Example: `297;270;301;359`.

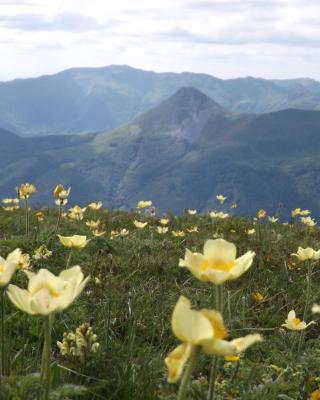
293;317;301;326
0;264;3;273
201;259;235;272
34;284;61;297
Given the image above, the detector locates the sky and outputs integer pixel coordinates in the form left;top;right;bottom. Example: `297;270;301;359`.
0;0;320;81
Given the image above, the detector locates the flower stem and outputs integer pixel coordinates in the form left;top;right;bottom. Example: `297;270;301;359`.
66;249;73;268
298;262;313;352
303;262;312;322
177;346;200;400
41;315;52;400
54;204;62;235
207;355;219;400
207;285;223;400
25;197;29;237
0;289;5;384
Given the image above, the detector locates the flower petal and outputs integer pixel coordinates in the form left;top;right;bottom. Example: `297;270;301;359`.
172;296;213;345
7;285;35;315
165;343;192;383
201;338;238;356
179;249;207;281
203;239;236;262
231;334;263;353
229;251;255;280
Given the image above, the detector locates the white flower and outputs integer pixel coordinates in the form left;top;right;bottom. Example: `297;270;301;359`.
179;239;255;285
281;310;315;331
7;266;89;315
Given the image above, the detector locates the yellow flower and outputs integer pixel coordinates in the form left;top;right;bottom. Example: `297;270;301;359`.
92;230;105;237
2;206;19;211
187;226;198;233
2;198;19;204
209;211;229;219
17;253;31;270
172;230;185;237
312;304;320;314
111;229;129;239
0;249;22;287
7;266;89;315
53;185;71;200
247;228;255;235
87;202;103;210
291;247;320;261
67;205;86;221
133;220;148;228
310;389;320;400
292;208;301;217
230;203;237;209
110;230;119;239
179;239;255;285
257;209;267;219
268;216;278;223
156;226;168;234
216;195;227;204
69;205;86;215
281;310;315;331
16;183;37;199
160;218;169;225
300;209;311;216
33;245;52;261
35;211;45;221
224;355;240;362
137;200;152;209
85;220;100;229
187;209;197;215
165;296;262;383
58;235;89;249
253;292;264;302
301;216;317;227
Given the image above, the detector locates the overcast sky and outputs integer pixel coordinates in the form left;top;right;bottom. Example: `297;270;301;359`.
0;0;319;81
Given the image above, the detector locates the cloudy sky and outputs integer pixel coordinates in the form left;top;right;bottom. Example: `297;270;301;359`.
0;0;319;81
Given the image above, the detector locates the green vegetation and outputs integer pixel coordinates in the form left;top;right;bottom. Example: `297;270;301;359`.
2;65;320;137
2;88;320;216
0;204;320;399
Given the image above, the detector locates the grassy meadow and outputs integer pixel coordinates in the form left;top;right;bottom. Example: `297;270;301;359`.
0;192;320;400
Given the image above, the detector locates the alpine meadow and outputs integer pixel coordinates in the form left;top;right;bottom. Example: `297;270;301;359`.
2;0;320;399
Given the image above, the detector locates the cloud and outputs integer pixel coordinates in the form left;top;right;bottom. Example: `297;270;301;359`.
155;27;320;48
0;12;118;32
0;0;320;80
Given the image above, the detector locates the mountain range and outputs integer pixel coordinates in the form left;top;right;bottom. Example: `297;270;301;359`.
1;65;320;137
1;84;320;217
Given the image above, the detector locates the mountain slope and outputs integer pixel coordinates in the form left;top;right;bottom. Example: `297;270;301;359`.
1;88;320;217
1;65;320;136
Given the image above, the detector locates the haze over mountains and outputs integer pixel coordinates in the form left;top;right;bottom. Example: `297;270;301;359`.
1;65;320;137
1;75;320;216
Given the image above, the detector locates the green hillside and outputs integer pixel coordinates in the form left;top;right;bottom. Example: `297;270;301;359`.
1;65;320;136
1;88;320;217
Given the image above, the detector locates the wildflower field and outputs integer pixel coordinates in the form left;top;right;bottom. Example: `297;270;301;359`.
0;186;320;399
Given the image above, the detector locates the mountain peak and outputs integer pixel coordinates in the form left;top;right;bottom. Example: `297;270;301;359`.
131;86;226;140
167;86;224;113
